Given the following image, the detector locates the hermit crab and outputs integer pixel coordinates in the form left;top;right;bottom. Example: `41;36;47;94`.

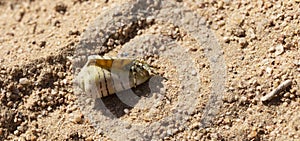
74;55;155;98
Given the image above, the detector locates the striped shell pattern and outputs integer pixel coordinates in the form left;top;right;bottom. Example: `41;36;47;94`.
75;55;152;98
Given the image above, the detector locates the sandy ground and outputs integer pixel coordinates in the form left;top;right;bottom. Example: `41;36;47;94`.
0;0;299;140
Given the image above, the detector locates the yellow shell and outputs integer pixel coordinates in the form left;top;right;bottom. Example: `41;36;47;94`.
74;55;152;98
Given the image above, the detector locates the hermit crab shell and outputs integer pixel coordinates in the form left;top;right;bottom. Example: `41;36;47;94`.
74;55;152;98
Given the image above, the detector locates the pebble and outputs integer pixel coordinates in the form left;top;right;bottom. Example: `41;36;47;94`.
124;108;130;114
217;20;225;27
159;45;166;51
191;122;199;129
85;136;93;141
14;130;20;135
191;70;197;76
73;113;83;123
188;47;198;52
17;49;23;54
282;101;288;107
167;129;172;135
54;2;67;14
268;47;275;52
223;36;230;43
293;60;300;66
265;67;273;75
57;72;64;78
248;129;258;139
274;44;284;56
146;16;155;24
39;41;46;48
19;78;30;85
239;38;248;48
47;106;52;111
239;96;247;104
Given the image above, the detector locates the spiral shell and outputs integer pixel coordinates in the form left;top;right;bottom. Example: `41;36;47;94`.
75;55;152;98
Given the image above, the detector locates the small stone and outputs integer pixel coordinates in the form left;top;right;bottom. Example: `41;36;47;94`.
86;136;93;141
293;60;300;66
62;79;68;85
188;48;198;52
265;67;273;75
274;44;284;56
191;122;199;129
223;36;230;43
223;117;231;124
239;96;247;104
217;1;224;8
14;130;20;135
191;70;197;76
146;16;155;24
55;2;67;14
57;72;64;78
7;101;13;107
167;129;172;135
107;38;114;46
194;135;200;140
217;20;225;27
72;113;83;124
19;78;30;85
47;106;52;111
282;101;288;107
231;27;246;37
124;108;129;114
283;92;290;98
39;41;46;48
159;46;166;51
17;125;25;133
268;47;275;52
248;130;257;139
125;123;132;129
15;9;25;22
68;30;80;36
17;49;23;54
239;38;248;48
